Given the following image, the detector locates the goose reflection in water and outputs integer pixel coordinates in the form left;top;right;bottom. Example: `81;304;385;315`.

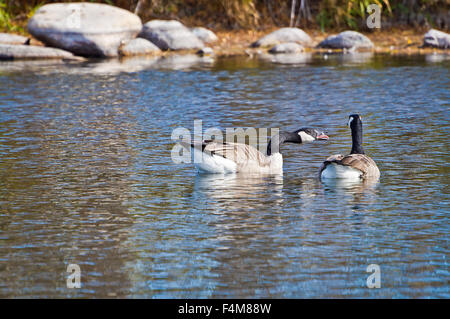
193;173;284;207
191;173;289;297
320;177;380;209
192;173;285;243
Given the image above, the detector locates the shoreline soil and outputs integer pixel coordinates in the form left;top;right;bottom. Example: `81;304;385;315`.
7;27;448;60
211;28;449;57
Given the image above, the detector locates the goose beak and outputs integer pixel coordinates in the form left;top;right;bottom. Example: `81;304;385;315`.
316;133;329;140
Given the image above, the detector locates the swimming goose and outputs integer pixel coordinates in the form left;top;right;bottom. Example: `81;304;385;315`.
181;128;329;174
319;114;380;180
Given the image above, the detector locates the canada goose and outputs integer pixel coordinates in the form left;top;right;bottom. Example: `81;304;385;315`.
319;114;380;180
180;128;329;174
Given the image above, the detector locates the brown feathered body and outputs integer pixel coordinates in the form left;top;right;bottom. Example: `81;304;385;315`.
181;140;283;174
319;153;380;179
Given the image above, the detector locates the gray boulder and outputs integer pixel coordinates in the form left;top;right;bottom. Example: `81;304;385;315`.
0;33;30;45
190;27;218;43
139;20;204;51
251;28;312;48
0;44;76;60
27;3;142;57
269;42;304;54
118;38;161;56
423;29;450;49
318;31;374;49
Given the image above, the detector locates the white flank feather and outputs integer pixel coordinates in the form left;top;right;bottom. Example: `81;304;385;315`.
192;147;237;174
321;163;362;180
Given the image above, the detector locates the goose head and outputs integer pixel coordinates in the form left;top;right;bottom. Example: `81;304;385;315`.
294;128;329;143
347;114;362;129
267;128;329;155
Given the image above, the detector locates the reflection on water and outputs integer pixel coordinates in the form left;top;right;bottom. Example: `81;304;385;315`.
195;173;284;208
0;54;448;298
322;51;374;65
0;54;214;75
0;59;78;75
157;54;215;70
321;178;379;209
425;53;450;64
321;177;379;195
259;52;313;65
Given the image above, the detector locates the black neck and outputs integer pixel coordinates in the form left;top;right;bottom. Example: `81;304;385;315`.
267;132;298;156
350;121;365;154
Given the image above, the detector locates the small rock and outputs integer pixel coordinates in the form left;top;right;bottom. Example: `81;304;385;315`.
190;27;218;43
269;42;304;54
119;38;161;56
28;3;142;57
145;19;184;30
423;29;450;49
139;20;204;51
197;47;214;56
251;28;312;48
318;31;374;49
0;33;30;45
0;44;76;60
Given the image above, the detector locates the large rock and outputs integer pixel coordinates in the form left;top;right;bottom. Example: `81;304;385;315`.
118;38;161;56
318;31;374;49
251;28;312;48
0;44;76;60
269;42;304;54
190;27;218;43
0;33;30;45
423;29;450;49
139;20;204;51
27;3;142;57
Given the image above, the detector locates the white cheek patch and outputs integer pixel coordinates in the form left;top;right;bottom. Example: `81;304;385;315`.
299;131;315;142
348;117;354;127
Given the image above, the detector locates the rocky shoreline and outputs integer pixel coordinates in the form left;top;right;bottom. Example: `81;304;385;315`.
0;2;449;62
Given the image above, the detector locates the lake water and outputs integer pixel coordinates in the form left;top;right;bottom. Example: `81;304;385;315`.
0;53;448;298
